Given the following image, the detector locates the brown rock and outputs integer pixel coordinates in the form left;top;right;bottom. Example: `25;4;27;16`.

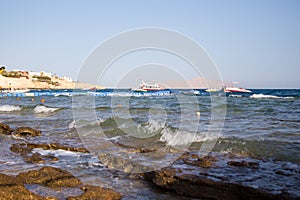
227;160;259;167
26;143;89;153
67;185;121;200
0;167;121;200
181;152;217;168
0;122;14;135
10;143;59;163
145;167;281;200
25;152;46;164
17;166;82;187
0;173;45;200
10;143;32;156
13;127;41;137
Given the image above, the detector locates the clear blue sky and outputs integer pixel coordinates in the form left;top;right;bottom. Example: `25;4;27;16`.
0;0;299;88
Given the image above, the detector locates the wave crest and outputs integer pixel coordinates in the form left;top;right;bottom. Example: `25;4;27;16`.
0;105;22;112
34;105;60;113
250;94;294;99
159;129;220;146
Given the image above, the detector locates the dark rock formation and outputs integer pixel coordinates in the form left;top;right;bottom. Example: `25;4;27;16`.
227;160;259;167
0;173;52;200
144;152;296;200
145;168;278;200
67;185;122;200
18;166;82;187
10;142;89;164
13;127;41;137
26;143;89;153
0;122;14;135
0;167;121;200
10;143;58;164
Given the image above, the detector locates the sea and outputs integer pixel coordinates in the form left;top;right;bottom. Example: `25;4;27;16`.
0;89;299;199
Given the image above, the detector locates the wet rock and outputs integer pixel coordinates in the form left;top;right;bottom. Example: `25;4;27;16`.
144;152;296;199
26;143;89;153
182;152;217;168
67;185;121;200
10;143;32;156
145;167;283;200
25;152;46;164
10;143;58;164
0;166;121;200
0;122;14;135
0;173;48;200
13;127;41;137
227;160;259;167
17;166;82;188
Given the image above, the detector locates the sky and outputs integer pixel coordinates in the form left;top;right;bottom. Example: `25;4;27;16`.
0;0;299;88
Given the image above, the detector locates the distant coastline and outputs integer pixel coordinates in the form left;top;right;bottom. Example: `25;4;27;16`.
0;69;104;90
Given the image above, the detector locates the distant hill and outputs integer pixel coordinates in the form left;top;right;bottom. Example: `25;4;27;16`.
161;76;229;89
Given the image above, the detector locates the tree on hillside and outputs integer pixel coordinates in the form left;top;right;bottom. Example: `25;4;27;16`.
0;66;5;74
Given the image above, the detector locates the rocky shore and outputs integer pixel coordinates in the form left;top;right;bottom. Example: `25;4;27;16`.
144;151;298;199
1;122;299;199
0;166;121;200
0;123;121;200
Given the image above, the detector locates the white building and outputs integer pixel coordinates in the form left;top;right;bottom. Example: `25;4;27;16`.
28;71;51;77
62;76;73;82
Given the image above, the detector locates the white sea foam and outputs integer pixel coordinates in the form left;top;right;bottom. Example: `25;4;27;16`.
32;148;82;157
250;94;294;99
68;120;76;129
0;105;22;112
159;129;219;147
34;105;59;113
138;119;164;133
68;119;104;129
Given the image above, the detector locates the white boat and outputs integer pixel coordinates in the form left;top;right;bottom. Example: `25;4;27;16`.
205;88;221;92
224;87;251;93
132;80;164;92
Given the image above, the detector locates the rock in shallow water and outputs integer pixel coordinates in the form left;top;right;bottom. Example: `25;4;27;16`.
0;167;121;200
67;185;122;200
0;122;14;135
18;166;82;187
10;143;58;164
144;152;297;199
13;127;41;137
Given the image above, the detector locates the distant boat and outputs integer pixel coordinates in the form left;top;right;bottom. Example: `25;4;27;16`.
223;86;251;93
205;88;221;92
132;80;164;92
82;86;97;91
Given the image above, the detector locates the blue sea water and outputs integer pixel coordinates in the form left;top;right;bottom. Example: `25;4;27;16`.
0;89;299;198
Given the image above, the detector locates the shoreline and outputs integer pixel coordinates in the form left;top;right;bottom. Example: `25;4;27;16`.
0;75;104;90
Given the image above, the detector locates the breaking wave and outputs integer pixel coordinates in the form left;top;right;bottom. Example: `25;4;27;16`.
250;94;294;99
0;105;22;112
34;105;60;113
159;129;220;146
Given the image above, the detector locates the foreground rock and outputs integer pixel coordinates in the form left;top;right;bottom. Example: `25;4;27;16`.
18;166;82;187
0;166;121;200
10;142;89;164
0;123;41;137
144;152;298;199
0;171;55;200
10;143;58;164
67;185;121;200
13;127;41;137
0;122;14;135
25;142;89;153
